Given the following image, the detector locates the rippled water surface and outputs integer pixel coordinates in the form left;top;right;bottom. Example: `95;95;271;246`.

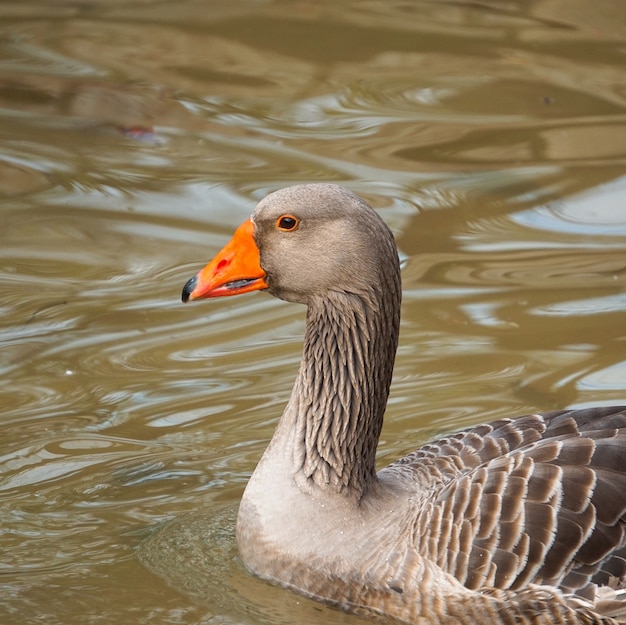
1;1;626;624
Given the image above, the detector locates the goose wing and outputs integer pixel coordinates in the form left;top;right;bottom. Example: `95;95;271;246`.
398;406;626;595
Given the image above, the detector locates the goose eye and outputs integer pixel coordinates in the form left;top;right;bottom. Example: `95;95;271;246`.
276;215;299;232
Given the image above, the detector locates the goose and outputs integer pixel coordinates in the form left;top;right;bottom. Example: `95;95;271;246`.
181;183;626;624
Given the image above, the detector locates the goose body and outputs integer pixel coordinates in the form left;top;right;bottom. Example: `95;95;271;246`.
182;184;626;624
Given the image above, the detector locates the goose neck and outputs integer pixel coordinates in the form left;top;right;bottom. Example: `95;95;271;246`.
289;286;400;500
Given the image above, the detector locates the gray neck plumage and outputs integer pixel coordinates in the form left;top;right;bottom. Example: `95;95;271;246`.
290;277;401;500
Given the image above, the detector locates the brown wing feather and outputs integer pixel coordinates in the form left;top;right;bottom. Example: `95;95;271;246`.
399;405;626;597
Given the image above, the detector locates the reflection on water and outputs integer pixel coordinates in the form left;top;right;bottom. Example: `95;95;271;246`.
1;1;626;624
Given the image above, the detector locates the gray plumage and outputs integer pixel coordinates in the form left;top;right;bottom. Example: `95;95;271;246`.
191;184;626;624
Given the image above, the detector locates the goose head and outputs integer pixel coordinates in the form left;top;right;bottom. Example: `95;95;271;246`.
181;183;398;306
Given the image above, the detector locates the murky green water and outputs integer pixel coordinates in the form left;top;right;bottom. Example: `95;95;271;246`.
1;1;625;624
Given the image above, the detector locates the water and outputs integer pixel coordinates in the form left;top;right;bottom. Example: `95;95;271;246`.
1;1;625;624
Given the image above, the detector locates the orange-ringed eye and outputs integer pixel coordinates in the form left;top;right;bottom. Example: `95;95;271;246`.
277;215;299;232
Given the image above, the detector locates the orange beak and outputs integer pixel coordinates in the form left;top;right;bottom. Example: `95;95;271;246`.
181;218;268;302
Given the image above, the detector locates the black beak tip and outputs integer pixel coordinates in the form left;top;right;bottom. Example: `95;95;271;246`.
182;275;198;303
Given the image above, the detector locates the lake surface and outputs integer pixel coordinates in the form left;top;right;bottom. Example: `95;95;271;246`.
1;1;625;624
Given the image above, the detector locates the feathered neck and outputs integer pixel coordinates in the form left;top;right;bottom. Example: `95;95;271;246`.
289;277;401;500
